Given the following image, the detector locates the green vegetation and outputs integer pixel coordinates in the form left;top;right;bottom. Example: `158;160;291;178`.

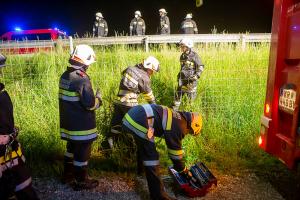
0;43;272;175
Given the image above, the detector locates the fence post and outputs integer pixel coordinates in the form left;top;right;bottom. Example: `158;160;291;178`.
144;36;149;52
69;36;74;54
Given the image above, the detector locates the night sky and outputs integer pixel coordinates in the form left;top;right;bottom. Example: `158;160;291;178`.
0;0;274;36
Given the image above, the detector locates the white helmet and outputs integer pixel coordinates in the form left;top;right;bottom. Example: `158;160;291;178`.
135;10;142;17
0;53;6;68
159;8;167;14
95;12;103;18
179;38;194;48
70;45;96;66
185;13;193;19
143;56;160;72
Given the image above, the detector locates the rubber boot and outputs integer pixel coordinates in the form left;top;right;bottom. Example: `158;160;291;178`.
61;160;74;184
144;165;177;200
73;166;99;191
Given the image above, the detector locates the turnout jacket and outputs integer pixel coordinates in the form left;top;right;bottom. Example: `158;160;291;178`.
123;104;189;172
130;17;146;36
115;64;155;107
159;15;170;34
181;19;198;34
59;67;100;142
0;83;22;165
93;18;108;37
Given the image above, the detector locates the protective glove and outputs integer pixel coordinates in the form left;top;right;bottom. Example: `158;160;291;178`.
189;75;198;81
180;167;198;185
95;88;103;106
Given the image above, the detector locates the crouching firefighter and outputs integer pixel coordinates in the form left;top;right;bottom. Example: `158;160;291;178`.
173;38;204;110
59;45;102;190
0;53;39;200
122;104;203;200
102;56;160;151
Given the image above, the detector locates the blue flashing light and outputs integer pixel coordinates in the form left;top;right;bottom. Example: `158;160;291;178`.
14;27;22;31
54;27;59;30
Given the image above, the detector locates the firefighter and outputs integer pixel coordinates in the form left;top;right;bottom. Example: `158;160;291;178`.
59;45;102;190
103;56;159;159
180;13;198;34
173;38;204;110
122;104;203;200
158;8;170;35
0;53;39;200
130;10;146;36
92;12;108;37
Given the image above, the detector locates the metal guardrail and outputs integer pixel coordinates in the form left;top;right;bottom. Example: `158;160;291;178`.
0;33;271;53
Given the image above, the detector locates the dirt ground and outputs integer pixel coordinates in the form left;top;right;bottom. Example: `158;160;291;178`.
33;171;286;200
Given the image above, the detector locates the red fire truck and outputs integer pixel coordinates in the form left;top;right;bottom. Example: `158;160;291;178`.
0;28;67;54
259;0;300;169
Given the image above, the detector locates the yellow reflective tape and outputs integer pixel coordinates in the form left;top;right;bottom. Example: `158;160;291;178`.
124;73;138;85
0;146;22;164
168;149;184;156
88;98;99;110
124;114;148;133
166;108;172;130
59;89;79;97
143;91;153;97
60;128;97;136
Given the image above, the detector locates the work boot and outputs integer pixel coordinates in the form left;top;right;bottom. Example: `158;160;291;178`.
73;166;99;191
61;161;74;184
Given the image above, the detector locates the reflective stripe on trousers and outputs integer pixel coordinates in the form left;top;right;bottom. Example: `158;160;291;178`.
15;177;32;192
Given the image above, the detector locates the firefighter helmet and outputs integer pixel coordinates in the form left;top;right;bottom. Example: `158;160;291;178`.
0;53;6;68
190;112;202;136
179;38;194;48
70;45;96;66
95;12;103;18
135;10;142;17
185;13;193;19
159;8;167;14
143;56;160;72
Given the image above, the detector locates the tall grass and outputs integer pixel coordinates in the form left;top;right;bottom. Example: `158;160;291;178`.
0;43;270;173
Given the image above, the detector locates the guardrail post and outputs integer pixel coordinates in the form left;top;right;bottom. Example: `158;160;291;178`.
144;36;149;52
69;36;74;54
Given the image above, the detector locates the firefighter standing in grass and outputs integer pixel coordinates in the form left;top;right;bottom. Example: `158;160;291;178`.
173;38;204;110
130;10;146;36
102;56;159;170
122;104;202;200
181;13;198;34
0;53;39;200
59;45;102;190
158;8;170;35
93;12;108;37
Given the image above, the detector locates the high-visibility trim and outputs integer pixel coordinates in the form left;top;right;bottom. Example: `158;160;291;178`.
124;73;138;85
124;114;148;133
15;177;32;192
59;89;79;97
142;104;154;128
116;96;138;103
162;106;172;131
0;156;25;175
169;154;184;160
73;160;88;167
60;128;97;136
87;98;99;111
114;99;138;107
61;133;98;141
0;146;22;164
143;91;155;102
168;149;184;156
123;119;153;141
143;160;159;166
64;152;74;158
59;94;80;102
166;108;172;130
118;90;138;98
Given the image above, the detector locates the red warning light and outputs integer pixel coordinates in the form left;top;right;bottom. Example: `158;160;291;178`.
265;104;270;114
258;136;263;146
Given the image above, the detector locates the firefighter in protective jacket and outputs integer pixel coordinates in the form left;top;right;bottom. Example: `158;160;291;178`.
93;12;108;37
130;10;146;36
0;53;39;200
122;104;203;200
158;8;170;35
181;13;198;34
59;45;102;190
173;38;204;110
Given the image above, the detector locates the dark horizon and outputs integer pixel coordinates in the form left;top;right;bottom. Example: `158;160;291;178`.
0;0;274;36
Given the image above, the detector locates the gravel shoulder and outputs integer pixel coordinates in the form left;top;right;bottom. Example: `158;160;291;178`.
33;171;284;200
